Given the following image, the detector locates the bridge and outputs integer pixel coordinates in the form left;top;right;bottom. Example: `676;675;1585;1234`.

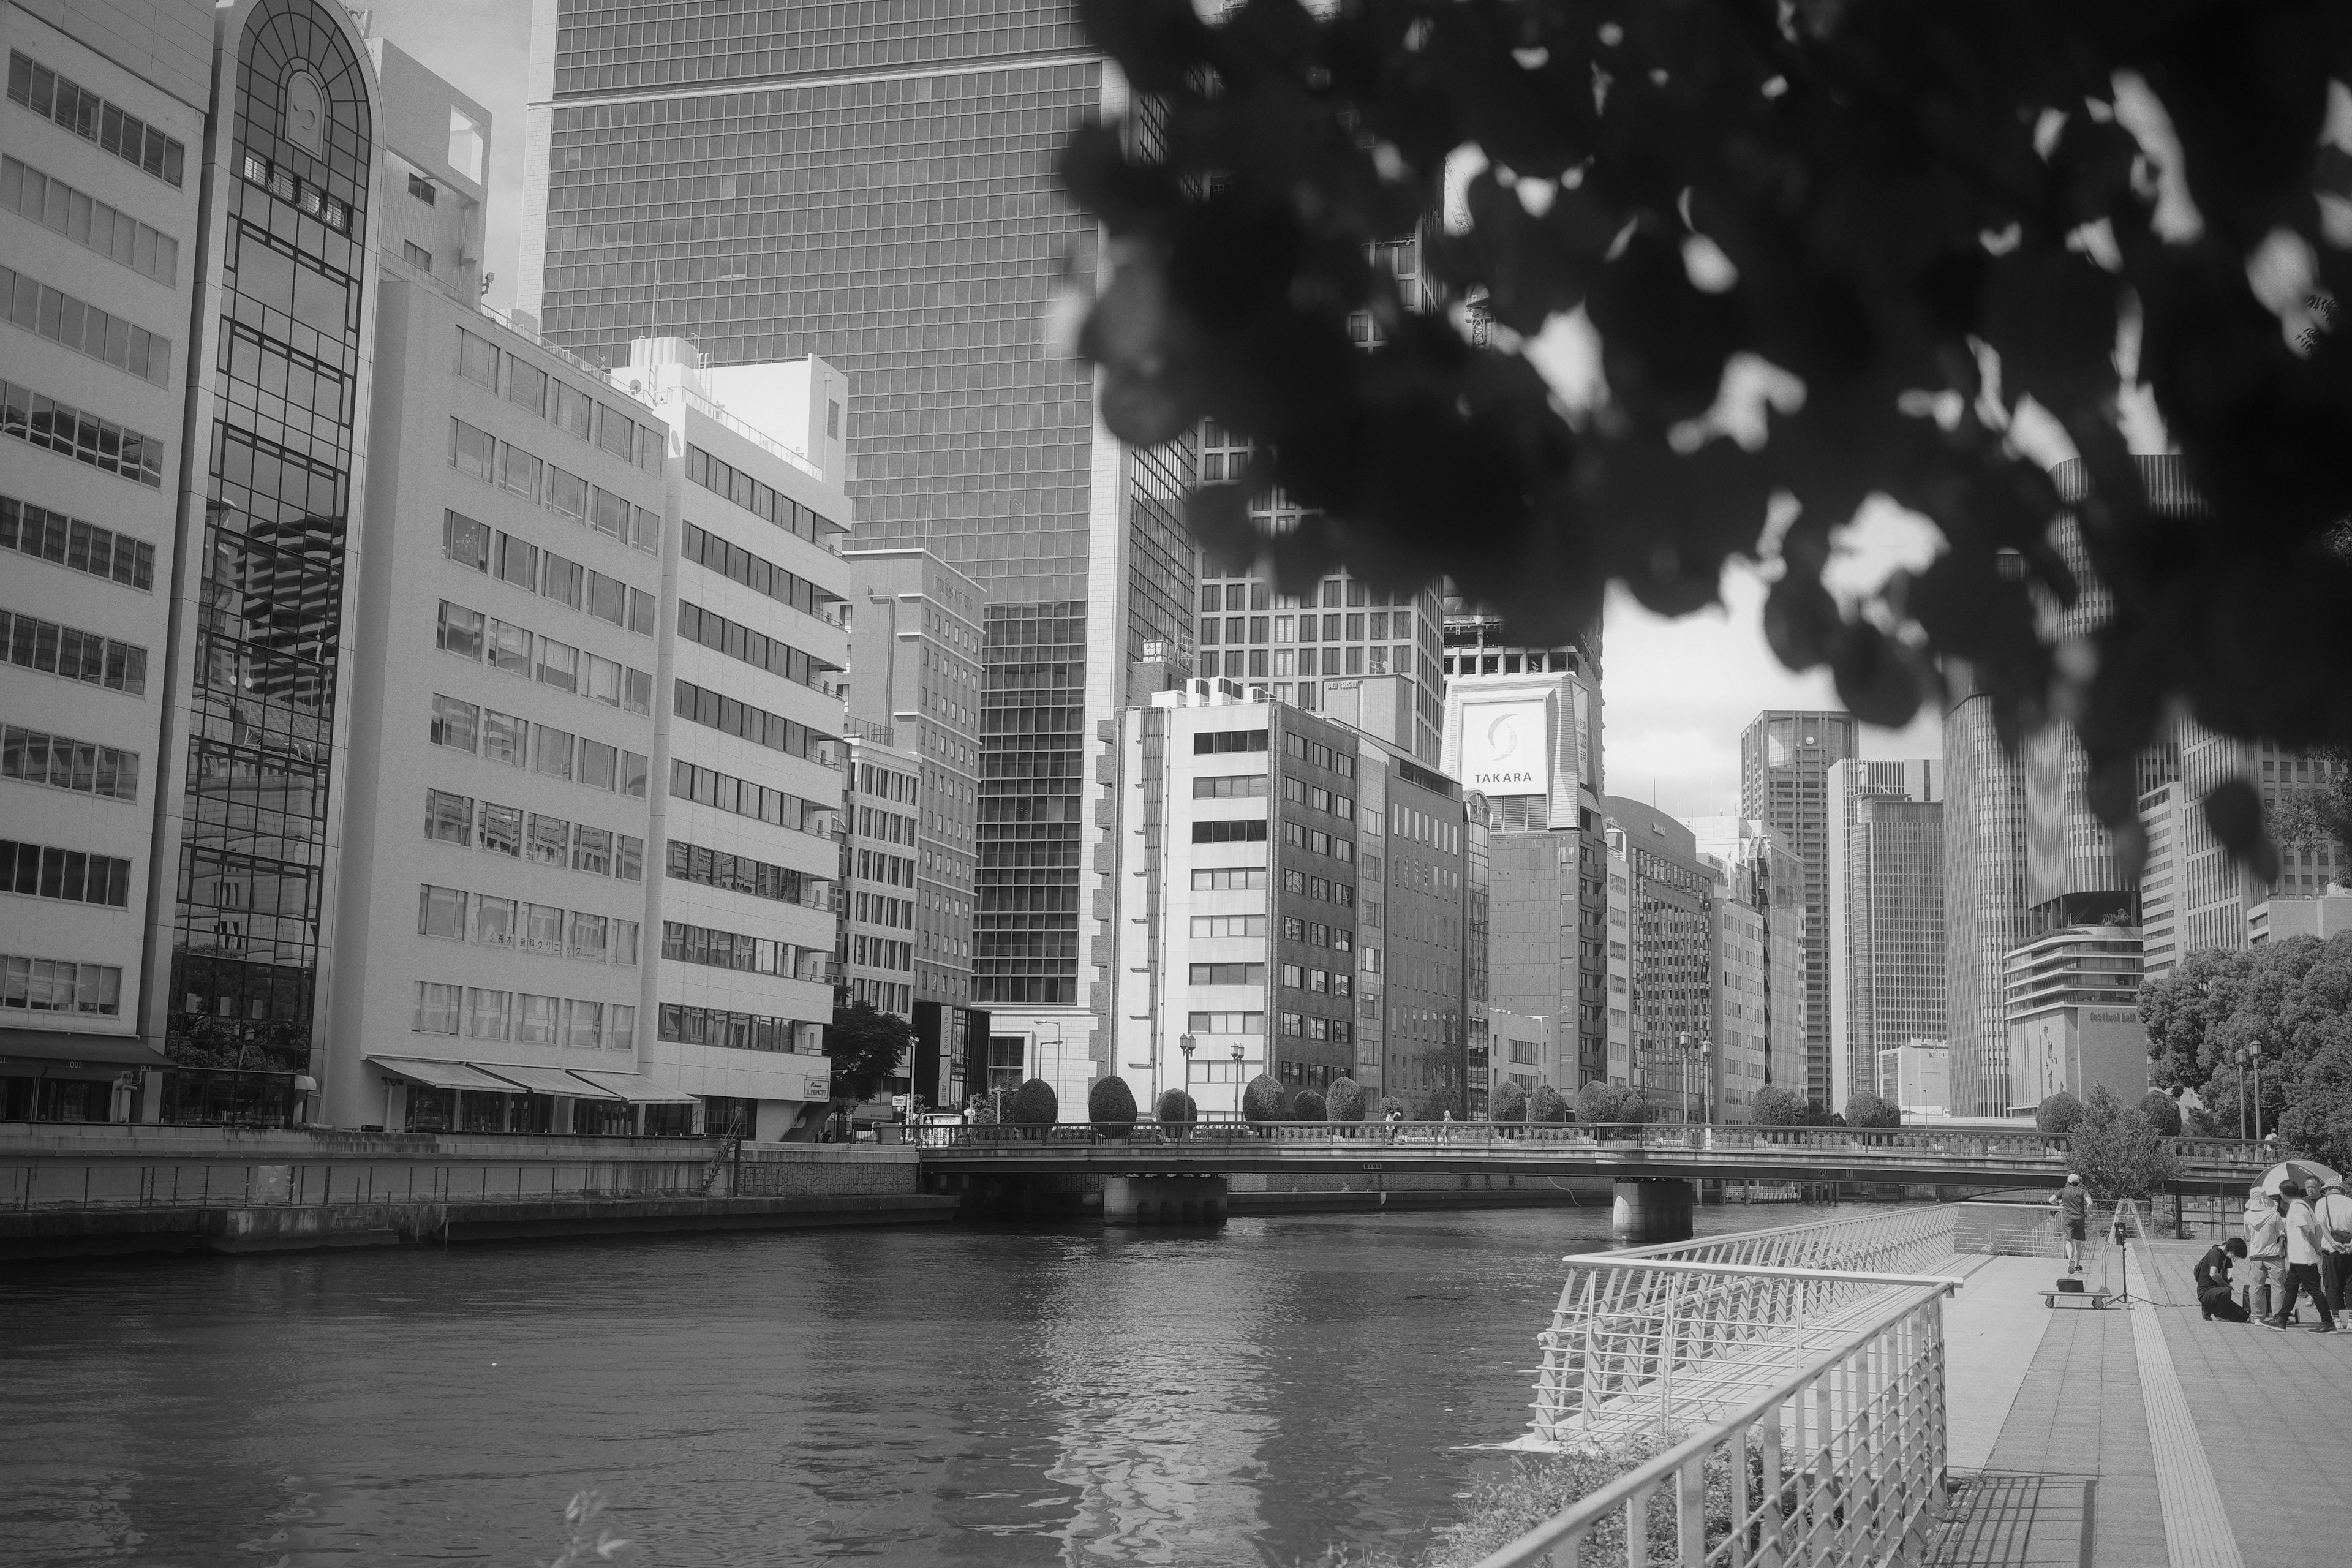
910;1120;2267;1236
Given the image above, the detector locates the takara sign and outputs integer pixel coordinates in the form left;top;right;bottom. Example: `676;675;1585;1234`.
1459;699;1549;794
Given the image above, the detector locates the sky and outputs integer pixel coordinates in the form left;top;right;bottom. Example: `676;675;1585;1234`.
368;0;1949;821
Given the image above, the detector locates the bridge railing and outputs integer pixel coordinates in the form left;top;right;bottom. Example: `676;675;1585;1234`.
1526;1205;1964;1447
1474;1278;1952;1568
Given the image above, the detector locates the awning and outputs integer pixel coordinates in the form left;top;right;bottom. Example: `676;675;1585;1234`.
567;1069;699;1105
368;1056;525;1092
0;1028;172;1069
473;1062;623;1099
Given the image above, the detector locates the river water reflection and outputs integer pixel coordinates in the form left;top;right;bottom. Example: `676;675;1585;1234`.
0;1203;1841;1566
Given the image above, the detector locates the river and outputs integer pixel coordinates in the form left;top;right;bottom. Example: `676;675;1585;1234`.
0;1202;1840;1566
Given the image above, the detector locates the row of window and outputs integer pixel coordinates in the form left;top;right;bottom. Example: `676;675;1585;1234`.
676;599;831;690
685;442;841;549
1190;962;1265;986
0;840;132;908
1193;820;1267;844
1193;774;1266;799
853;848;914;888
1;377;164;487
418;884;641;966
436;600;655;707
660;918;830;981
1188;1010;1265;1034
856;806;913;847
1;952;121;1014
848;933;911;973
1283;820;1357;862
1283;731;1360;779
1200;610;1419;649
1193;867;1267;891
2;725;138;801
679;520;835;621
0;264;171;386
1194;728;1268;755
669;759;834;837
455;326;664;477
1191;914;1264;938
413;982;636;1050
657;1003;821;1056
423;790;647;877
429;695;653;789
0;608;146;695
1283;869;1356;907
853;762;915;805
672;677;832;763
1392;803;1461;853
1;494;154;589
1;154;179;285
1281;777;1357;819
1281;918;1355;951
852;892;913;930
451;419;663;554
444;511;657;627
1281;1012;1354;1043
1279;962;1354;997
664;838;830;909
8;52;184;186
1199;576;1420;612
236;151;350;235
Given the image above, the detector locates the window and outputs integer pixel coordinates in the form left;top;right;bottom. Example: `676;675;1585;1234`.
1191;867;1267;891
0;264;173;386
584;654;622;707
540;553;584;610
1189;914;1267;938
1193;775;1268;798
481;710;525;766
508;360;548;417
1192;820;1268;843
429;695;478;752
616;835;644;882
2;725;140;801
533;727;573;780
466;987;509;1039
486;618;531;677
418;884;467;939
424;790;472;845
412;982;462;1035
516;993;557;1044
471;894;516;946
435;601;483;659
0;842;132;907
1;155;180;286
522;903;565;956
498;442;541;502
408;172;437;205
535;638;578;693
478;802;522;858
564;999;602;1050
612;921;640;966
497;533;538;590
527;813;570;865
402;240;432;272
1280;963;1304;988
7;53;186;186
1186;1011;1265;1034
450;418;494;478
1280;1011;1303;1037
456;328;497;388
567;912;608;962
572;823;613;875
1194;729;1269;754
1189;962;1265;985
0;952;123;1014
443;510;490;571
2;494;155;589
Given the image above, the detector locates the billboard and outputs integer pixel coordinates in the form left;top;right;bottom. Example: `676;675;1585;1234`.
1458;698;1550;794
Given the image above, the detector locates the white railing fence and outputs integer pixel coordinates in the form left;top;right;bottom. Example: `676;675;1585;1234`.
1525;1206;1962;1447
1473;1283;1951;1568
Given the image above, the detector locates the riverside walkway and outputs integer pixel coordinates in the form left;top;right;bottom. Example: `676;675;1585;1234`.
1934;1240;2348;1568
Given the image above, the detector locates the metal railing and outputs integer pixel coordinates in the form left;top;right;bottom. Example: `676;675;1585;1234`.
7;1158;712;1210
1472;1281;1953;1568
1523;1206;1964;1447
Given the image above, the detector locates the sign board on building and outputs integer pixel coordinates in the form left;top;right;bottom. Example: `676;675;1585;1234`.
1458;698;1550;794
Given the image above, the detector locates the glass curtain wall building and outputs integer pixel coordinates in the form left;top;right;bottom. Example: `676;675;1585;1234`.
522;4;1194;1028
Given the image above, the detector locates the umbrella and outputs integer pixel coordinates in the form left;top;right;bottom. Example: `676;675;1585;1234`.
2260;1159;2343;1196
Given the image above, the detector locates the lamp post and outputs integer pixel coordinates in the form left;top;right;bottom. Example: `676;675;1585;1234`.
1670;1030;1711;1125
1231;1041;1245;1121
1178;1034;1196;1137
2250;1039;2266;1144
2234;1047;2248;1140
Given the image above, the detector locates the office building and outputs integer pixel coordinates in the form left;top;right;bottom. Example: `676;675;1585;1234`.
2137;780;2184;976
1943;679;2030;1118
1484;1007;1560;1102
1;0;211;1120
1739;710;1860;1107
2003;925;2147;1114
840;546;984;1008
1879;1041;1950;1117
837;731;919;1020
1688;818;1809;1107
1098;682;1471;1120
1604;826;1634;1084
1703;864;1770;1120
1825;760;1944;1112
523;7;1198;1082
1602;799;1713;1120
2250;895;2352;943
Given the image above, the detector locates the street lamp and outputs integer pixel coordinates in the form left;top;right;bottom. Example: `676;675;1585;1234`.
1231;1041;1245;1121
2250;1039;2266;1144
2234;1046;2248;1140
1670;1031;1711;1125
1178;1034;1196;1136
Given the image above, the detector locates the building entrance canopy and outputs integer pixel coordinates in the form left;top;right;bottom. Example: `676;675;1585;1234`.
570;1069;698;1104
368;1057;526;1093
474;1063;623;1100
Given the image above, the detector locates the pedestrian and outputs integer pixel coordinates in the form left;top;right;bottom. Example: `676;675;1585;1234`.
2263;1179;2339;1334
2246;1183;2287;1321
2049;1172;2090;1274
2314;1178;2352;1314
2195;1237;2251;1322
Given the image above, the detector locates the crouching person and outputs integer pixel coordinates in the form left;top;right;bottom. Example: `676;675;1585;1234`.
2197;1237;2251;1323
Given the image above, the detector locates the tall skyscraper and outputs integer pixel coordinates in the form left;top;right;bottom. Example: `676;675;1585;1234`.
521;6;1195;1074
1687;818;1809;1101
1738;710;1860;1107
1943;683;2030;1117
1600;799;1713;1119
1824;760;1945;1112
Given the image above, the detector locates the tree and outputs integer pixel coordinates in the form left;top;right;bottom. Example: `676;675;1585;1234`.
2138;1090;2184;1138
1327;1077;1368;1122
2266;745;2352;869
2036;1091;2085;1134
1578;1081;1648;1127
1378;1095;1406;1118
823;1000;909;1107
1529;1083;1570;1124
1748;1085;1809;1128
2139;930;2352;1144
1843;1091;1902;1129
1008;1078;1058;1127
2068;1085;2179;1200
1406;1087;1462;1120
1088;1076;1139;1134
1061;2;2352;871
1490;1079;1528;1123
1293;1086;1328;1121
1155;1088;1198;1126
1242;1073;1287;1124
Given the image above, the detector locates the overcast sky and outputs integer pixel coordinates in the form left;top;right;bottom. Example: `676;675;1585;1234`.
369;0;1948;820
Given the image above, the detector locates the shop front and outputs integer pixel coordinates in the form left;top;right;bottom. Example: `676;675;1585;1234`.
0;1030;173;1123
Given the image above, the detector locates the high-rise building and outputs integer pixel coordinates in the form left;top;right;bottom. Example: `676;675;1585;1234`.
1825;760;1944;1112
840;546;985;1009
1879;1041;1950;1117
1687;819;1808;1101
2154;722;2345;968
1098;682;1471;1119
1;0;213;1121
1738;710;1860;1107
836;733;920;1020
1943;683;2030;1118
1601;799;1713;1120
2137;780;2184;978
2003;925;2148;1114
522;6;1197;1071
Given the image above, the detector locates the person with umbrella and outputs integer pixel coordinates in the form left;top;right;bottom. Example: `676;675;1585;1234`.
2263;1174;2338;1334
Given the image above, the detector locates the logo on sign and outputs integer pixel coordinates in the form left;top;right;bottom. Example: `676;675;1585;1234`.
1458;699;1550;794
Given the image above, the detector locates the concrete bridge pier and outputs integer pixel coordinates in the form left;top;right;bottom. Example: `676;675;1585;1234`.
1612;1178;1695;1245
1102;1175;1228;1226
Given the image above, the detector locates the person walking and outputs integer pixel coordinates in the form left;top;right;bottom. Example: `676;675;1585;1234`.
2195;1237;2251;1322
2246;1183;2288;1321
2050;1172;2090;1274
2263;1179;2338;1334
2314;1178;2352;1314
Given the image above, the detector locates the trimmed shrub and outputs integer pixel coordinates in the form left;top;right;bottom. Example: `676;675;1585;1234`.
1008;1077;1058;1126
1407;1088;1461;1121
1490;1079;1529;1123
1378;1095;1406;1118
1293;1087;1328;1121
1327;1077;1368;1122
1529;1083;1570;1124
1578;1081;1648;1128
1155;1088;1198;1126
1843;1090;1902;1129
1088;1075;1138;1133
2036;1091;2085;1134
1242;1073;1287;1124
1747;1085;1808;1127
2138;1089;2184;1137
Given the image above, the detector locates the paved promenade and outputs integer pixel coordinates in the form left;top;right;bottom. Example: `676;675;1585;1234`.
1935;1239;2350;1566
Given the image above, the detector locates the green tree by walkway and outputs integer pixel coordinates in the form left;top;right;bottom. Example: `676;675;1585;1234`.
823;1000;910;1109
2139;930;2352;1166
2066;1086;2179;1202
